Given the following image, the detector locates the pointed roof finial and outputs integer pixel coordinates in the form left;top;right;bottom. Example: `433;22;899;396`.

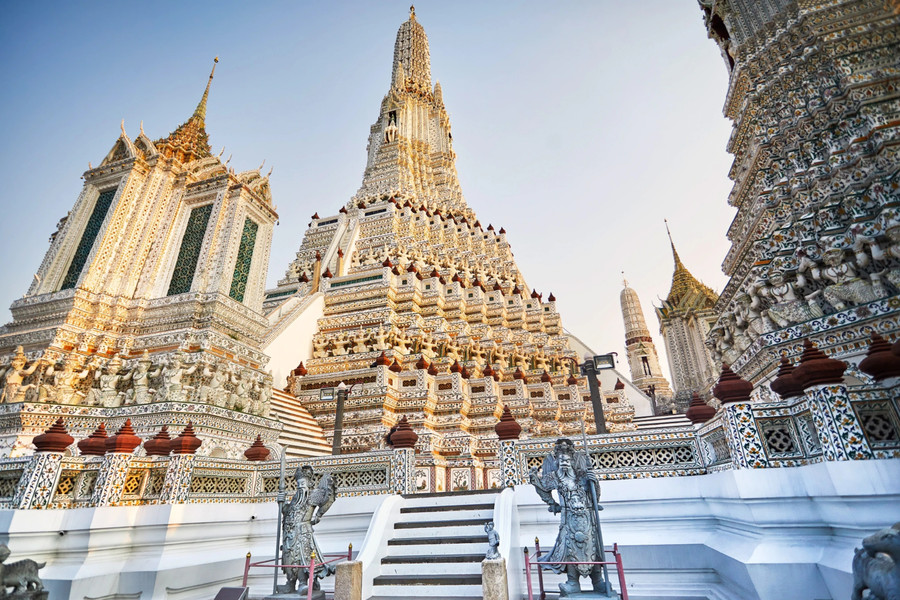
622;271;628;288
410;4;416;19
193;56;218;122
664;219;683;267
663;219;718;307
139;120;144;136
120;119;127;137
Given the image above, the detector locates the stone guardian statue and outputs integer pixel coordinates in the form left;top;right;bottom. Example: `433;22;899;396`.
280;466;337;599
529;438;610;597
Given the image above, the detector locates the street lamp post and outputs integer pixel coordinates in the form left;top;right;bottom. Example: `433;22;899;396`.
581;359;608;435
562;353;617;435
332;382;357;455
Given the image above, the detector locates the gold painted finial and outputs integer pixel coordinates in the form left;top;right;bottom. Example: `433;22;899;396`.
410;4;416;19
193;57;219;122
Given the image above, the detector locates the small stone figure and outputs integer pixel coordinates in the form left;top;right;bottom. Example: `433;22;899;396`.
45;357;91;405
156;351;197;403
86;355;132;408
384;115;398;143
0;542;47;599
280;466;337;598
485;522;500;560
529;438;609;597
812;247;886;311
852;523;900;600
752;266;822;328
1;348;43;404
125;351;160;405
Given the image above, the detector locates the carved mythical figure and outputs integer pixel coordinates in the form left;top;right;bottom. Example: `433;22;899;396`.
258;373;273;418
810;247;886;311
374;325;389;351
1;348;43;404
229;368;251;412
485;521;500;560
312;336;330;359
852;523;900;600
45;356;91;405
331;333;349;357
752;266;822;328
529;438;608;596
493;345;509;370
156;351;196;403
878;221;900;289
125;351;160;405
281;466;337;597
384;115;398;143
201;362;228;408
420;333;438;359
86;355;132;408
0;542;46;597
351;331;370;354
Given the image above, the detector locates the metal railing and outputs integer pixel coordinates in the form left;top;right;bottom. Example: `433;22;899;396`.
241;545;352;600
524;540;628;600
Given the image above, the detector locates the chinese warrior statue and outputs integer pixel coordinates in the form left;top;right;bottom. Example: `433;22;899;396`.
529;438;611;597
280;466;336;599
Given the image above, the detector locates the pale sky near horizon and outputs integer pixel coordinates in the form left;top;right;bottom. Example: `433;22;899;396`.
0;1;735;385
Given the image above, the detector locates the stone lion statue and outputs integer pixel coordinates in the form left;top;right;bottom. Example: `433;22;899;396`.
0;543;46;598
852;523;900;600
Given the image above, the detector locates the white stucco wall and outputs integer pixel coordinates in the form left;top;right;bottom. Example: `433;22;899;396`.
263;292;325;389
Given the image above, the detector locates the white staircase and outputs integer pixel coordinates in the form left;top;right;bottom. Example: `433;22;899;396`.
632;413;692;430
269;389;331;458
368;489;499;600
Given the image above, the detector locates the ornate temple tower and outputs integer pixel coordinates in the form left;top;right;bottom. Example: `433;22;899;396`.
620;281;674;413
655;227;719;406
699;0;900;388
0;60;281;457
266;8;633;491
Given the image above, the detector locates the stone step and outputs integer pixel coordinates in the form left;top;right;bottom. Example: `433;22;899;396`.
269;389;331;458
395;518;490;529
388;535;489;546
379;561;483;576
369;588;483;599
397;508;494;523
385;536;489;555
373;574;483;586
390;523;487;540
381;554;484;564
368;597;478;600
402;488;500;500
369;597;477;600
400;503;495;514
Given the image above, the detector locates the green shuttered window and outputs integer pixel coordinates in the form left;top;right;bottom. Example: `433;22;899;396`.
60;188;117;290
167;204;213;296
229;218;258;302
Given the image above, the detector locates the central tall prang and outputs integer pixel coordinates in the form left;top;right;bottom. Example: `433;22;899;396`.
264;8;636;491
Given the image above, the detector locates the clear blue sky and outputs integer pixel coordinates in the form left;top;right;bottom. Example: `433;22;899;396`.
0;1;734;383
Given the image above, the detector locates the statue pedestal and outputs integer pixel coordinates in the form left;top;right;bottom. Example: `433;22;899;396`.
560;590;618;599
482;557;509;600
334;560;362;600
263;592;324;600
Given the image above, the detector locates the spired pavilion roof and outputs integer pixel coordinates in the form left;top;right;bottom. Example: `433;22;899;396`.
154;58;218;164
666;244;718;308
658;223;718;319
